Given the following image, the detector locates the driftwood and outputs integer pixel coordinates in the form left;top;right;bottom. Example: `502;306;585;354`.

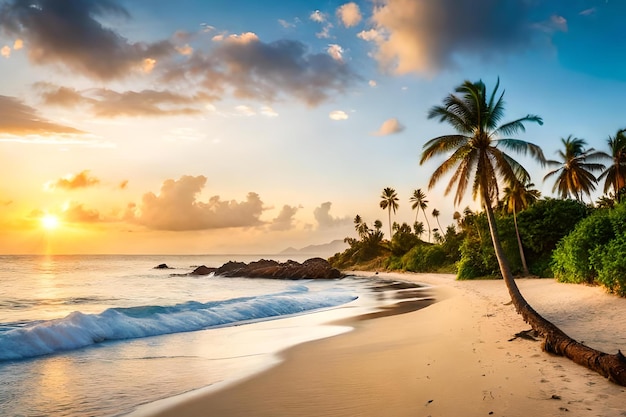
484;203;626;386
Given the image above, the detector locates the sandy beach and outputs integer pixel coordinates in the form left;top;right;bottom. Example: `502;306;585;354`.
140;273;626;417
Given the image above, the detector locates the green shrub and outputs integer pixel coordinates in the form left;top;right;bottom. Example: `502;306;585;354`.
590;235;626;296
551;210;614;284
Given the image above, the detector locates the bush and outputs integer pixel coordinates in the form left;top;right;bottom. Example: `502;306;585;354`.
590;235;626;296
457;233;499;279
551;210;614;284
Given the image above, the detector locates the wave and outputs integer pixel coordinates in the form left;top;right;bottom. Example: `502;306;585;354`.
0;285;357;362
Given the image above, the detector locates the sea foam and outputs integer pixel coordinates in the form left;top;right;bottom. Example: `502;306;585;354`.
0;285;357;361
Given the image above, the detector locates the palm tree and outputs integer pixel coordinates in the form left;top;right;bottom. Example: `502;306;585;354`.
543;135;607;202
502;179;540;276
353;214;369;240
431;208;442;234
410;189;431;242
379;187;399;239
421;78;626;385
598;128;626;199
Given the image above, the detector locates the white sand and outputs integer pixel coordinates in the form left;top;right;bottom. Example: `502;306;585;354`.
142;273;626;417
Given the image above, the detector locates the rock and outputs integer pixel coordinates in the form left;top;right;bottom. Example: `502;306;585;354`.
190;265;216;275
154;263;170;269
212;257;342;280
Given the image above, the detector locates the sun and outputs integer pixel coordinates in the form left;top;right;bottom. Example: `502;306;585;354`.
41;214;60;230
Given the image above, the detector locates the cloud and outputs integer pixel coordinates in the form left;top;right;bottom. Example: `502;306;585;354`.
260;106;279;117
63;202;102;223
270;205;298;231
36;83;209;117
372;118;404;136
278;19;296;29
46;170;100;190
1;45;10;57
368;80;377;87
13;38;22;49
366;0;541;75
0;95;83;135
235;105;256;116
329;110;349;121
119;180;128;190
0;0;175;80
310;10;327;23
327;44;344;61
131;175;265;231
164;34;359;106
336;2;362;27
314;202;350;229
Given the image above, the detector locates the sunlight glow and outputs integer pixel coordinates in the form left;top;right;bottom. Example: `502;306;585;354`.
41;214;60;230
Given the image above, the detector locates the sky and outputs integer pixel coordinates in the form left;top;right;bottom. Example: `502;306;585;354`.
1;0;626;255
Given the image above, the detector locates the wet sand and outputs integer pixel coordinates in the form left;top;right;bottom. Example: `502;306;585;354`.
139;272;626;417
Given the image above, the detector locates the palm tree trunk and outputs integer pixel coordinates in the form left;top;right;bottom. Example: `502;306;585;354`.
513;208;530;276
482;197;626;386
388;208;392;241
422;209;431;242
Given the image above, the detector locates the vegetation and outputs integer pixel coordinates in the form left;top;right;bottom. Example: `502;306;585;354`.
329;77;626;385
544;135;607;202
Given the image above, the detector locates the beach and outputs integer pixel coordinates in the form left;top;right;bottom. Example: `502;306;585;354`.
139;272;626;417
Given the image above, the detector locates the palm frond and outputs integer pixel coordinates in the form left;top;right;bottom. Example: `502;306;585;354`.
420;135;468;164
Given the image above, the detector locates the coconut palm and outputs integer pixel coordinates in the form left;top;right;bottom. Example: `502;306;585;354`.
431;208;442;234
379;187;399;239
502;179;540;276
353;214;369;240
421;78;626;385
410;189;431;242
543;135;607;202
598;128;626;199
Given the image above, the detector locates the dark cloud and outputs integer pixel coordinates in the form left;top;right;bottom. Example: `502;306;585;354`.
163;33;360;106
132;175;265;231
270;205;298;231
0;0;175;80
0;95;83;135
47;170;100;190
36;83;210;117
367;0;541;74
313;202;350;229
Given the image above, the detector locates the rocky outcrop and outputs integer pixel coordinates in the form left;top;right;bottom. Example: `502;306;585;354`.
189;258;343;279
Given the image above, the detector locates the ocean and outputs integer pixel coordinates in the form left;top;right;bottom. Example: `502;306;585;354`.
0;254;423;417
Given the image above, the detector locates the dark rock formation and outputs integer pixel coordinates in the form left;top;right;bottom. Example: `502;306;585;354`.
205;257;343;279
154;263;170;269
190;265;216;275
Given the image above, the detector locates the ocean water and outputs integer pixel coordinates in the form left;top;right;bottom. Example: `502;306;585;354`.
0;254;423;417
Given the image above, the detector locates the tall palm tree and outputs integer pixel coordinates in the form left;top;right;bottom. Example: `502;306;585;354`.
543;135;606;202
598;128;626;199
502;179;540;276
379;187;399;239
410;189;431;242
421;78;626;385
431;208;442;233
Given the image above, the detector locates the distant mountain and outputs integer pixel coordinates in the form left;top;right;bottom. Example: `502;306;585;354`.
280;239;348;258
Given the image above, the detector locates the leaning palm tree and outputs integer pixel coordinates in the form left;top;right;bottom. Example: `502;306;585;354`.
410;189;431;242
502;179;540;276
379;187;399;239
598;128;626;199
421;78;626;385
543;135;607;202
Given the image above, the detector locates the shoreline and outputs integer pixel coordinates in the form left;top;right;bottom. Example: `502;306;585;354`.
134;272;626;417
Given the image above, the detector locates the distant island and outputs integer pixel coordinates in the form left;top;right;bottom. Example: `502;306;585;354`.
279;239;348;258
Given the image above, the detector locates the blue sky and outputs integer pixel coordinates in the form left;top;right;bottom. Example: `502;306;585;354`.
0;0;625;254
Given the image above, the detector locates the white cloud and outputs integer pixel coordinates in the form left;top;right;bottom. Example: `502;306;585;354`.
1;45;10;58
270;205;298;231
310;10;327;23
336;2;362;27
329;110;349;121
235;105;256;116
278;19;296;29
314;202;350;229
369;80;377;87
260;106;279;117
372;118;405;136
327;44;344;61
357;29;382;42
